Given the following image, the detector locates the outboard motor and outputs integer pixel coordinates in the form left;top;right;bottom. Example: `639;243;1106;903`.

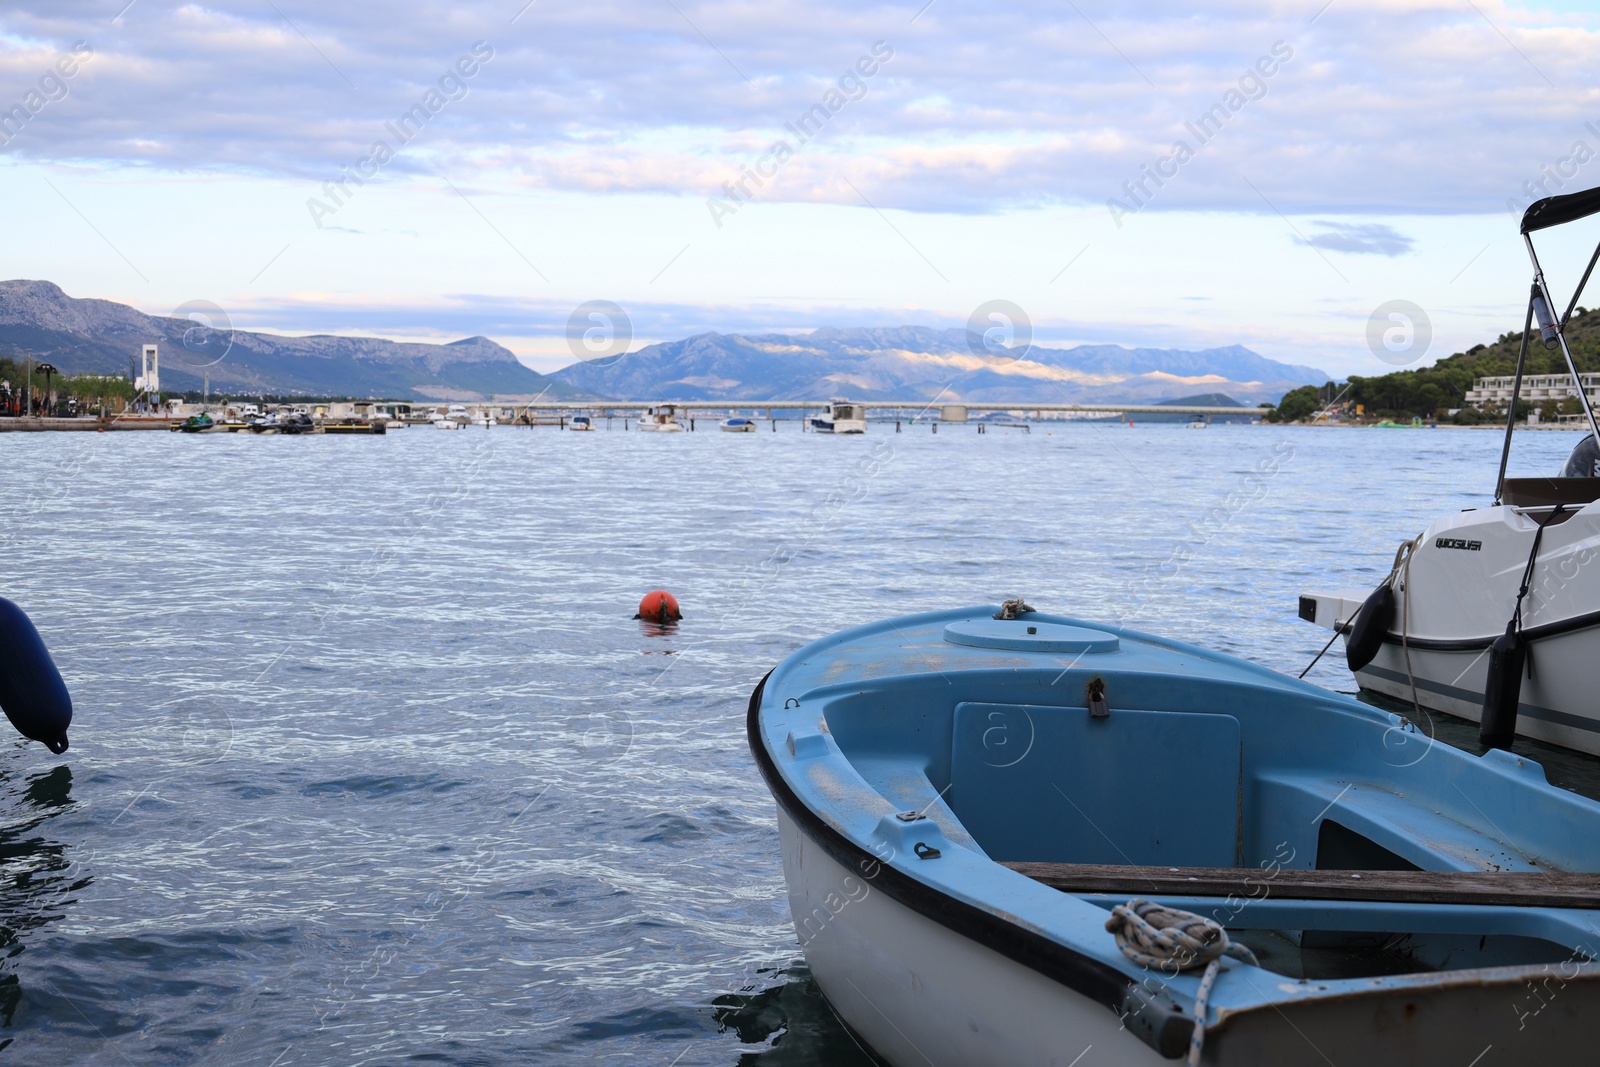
1561;433;1600;478
0;597;72;753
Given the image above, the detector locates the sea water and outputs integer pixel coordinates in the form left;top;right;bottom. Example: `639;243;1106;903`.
0;421;1579;1065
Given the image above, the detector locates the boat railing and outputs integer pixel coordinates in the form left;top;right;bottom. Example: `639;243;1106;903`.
1496;185;1600;502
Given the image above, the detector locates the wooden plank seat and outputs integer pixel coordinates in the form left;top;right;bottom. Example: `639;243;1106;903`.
1002;861;1600;910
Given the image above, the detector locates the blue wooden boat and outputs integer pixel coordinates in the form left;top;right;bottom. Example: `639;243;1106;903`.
749;604;1600;1064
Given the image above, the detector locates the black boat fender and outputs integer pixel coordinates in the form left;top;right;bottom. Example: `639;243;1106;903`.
1344;584;1395;673
0;597;71;753
1478;504;1568;750
1479;622;1527;750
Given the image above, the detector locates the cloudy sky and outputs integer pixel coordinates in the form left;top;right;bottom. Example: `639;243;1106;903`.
1;0;1598;376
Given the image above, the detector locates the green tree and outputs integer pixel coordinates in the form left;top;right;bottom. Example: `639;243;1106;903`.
1268;385;1321;422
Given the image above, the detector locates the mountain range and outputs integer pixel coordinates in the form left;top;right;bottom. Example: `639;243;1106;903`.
549;327;1326;405
0;282;1326;405
0;280;574;401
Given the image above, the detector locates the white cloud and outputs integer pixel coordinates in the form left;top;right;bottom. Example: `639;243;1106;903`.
0;0;1595;216
1295;221;1414;255
3;0;1597;388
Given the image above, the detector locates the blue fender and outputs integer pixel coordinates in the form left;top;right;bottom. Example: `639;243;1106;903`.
0;598;71;753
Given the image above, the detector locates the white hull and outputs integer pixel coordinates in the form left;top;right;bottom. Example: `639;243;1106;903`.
1304;500;1600;755
810;399;867;434
807;418;866;434
638;423;682;433
1352;632;1600;752
779;810;1166;1067
777;807;1561;1065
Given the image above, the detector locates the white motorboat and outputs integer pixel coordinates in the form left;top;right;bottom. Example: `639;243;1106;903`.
1302;183;1600;756
569;414;594;431
719;416;757;432
1186;415;1208;429
808;398;867;434
638;405;683;433
373;403;411;428
433;418;462;431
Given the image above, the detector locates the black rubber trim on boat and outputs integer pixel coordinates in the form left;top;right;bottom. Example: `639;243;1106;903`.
745;670;1194;1061
1376;605;1600;653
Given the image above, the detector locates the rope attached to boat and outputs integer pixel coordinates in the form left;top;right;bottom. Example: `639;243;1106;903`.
1106;899;1258;1066
1508;504;1570;677
1396;534;1423;722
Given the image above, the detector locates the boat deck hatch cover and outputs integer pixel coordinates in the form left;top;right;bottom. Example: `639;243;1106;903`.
942;620;1120;654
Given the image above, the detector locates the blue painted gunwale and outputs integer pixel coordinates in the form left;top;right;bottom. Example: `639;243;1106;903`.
750;606;1600;1045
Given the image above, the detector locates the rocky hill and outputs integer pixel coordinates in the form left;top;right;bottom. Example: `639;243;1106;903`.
550;327;1325;405
0;280;575;401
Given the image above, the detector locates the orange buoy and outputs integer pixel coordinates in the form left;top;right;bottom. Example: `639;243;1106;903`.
635;589;681;622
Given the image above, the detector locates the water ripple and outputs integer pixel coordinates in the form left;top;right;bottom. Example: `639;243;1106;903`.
0;423;1572;1063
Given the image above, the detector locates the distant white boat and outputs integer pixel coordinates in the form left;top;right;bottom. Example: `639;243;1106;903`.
433;418;461;431
638;406;683;433
570;414;595;431
1187;415;1208;429
808;398;867;434
719;417;757;433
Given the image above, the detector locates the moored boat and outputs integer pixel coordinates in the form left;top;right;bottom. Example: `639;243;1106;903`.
1302;183;1600;756
638;405;683;432
750;603;1600;1065
173;412;222;433
719;416;757;432
808;398;867;434
275;412;318;435
569;414;595;431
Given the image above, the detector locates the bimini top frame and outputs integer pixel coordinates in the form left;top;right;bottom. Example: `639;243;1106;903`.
1493;186;1600;504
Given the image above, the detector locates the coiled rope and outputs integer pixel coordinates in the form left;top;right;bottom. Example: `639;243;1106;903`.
1106;899;1258;1066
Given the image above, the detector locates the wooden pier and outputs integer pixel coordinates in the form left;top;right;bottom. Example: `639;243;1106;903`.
0;416;173;431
